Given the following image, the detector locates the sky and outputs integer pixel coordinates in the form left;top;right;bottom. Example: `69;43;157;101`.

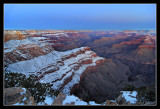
4;4;156;30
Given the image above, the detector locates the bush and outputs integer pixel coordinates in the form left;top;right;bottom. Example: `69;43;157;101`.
136;84;155;103
122;84;155;103
4;72;59;103
122;84;137;91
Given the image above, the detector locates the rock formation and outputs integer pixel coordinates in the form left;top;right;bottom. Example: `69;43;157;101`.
4;30;156;105
5;47;106;96
52;93;66;105
4;87;35;105
70;58;130;103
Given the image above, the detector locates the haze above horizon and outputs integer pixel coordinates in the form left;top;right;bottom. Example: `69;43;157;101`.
4;4;156;30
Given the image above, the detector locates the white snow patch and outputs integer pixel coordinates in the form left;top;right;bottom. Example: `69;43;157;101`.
22;97;27;101
37;102;45;105
4;48;16;53
44;96;55;105
13;102;24;105
121;91;137;104
62;95;88;105
110;100;116;102
89;101;101;105
20;88;26;95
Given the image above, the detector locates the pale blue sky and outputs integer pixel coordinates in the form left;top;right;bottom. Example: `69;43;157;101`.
4;4;156;30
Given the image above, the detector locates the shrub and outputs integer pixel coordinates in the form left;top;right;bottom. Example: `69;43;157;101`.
4;72;59;103
136;84;155;103
122;84;137;91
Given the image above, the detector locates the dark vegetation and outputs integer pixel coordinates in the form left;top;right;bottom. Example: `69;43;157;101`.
136;84;155;103
122;84;155;103
4;72;59;103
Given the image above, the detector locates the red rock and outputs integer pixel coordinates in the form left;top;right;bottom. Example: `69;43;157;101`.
57;61;64;66
59;72;75;91
105;100;118;106
72;64;81;71
51;69;74;83
92;54;97;57
138;45;155;49
80;59;93;65
70;83;79;94
112;37;145;49
84;47;90;51
51;44;64;47
80;66;96;79
95;59;106;66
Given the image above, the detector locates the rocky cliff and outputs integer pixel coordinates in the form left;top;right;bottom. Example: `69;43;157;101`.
70;58;130;103
4;36;55;65
6;47;107;96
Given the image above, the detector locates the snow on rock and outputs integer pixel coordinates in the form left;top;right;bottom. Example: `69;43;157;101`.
20;88;27;95
13;102;24;105
89;101;101;105
6;47;106;93
37;102;45;105
62;95;88;105
4;36;51;53
62;94;102;105
4;87;35;105
22;97;27;101
44;96;55;105
53;93;103;105
121;91;137;104
41;32;69;37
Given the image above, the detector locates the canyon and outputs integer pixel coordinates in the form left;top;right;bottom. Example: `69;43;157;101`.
4;30;156;104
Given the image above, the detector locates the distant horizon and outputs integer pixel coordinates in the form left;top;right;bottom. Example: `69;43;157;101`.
4;29;156;31
4;4;156;30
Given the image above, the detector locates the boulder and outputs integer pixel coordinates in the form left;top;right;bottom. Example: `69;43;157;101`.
52;93;66;105
105;100;118;106
4;87;35;105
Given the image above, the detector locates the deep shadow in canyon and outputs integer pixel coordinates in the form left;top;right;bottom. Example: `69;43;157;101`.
53;32;156;103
